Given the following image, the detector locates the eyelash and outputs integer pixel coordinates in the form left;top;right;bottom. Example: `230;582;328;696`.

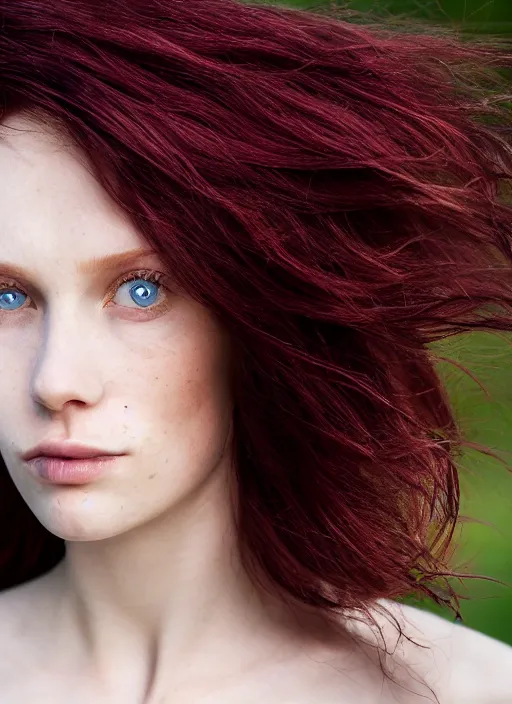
0;268;168;311
105;269;166;304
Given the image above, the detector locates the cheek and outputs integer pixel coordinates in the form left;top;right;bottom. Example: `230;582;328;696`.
158;337;232;431
0;347;33;444
127;313;232;449
124;329;234;505
0;326;32;388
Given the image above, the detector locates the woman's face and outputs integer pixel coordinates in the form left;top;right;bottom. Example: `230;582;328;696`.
0;114;234;541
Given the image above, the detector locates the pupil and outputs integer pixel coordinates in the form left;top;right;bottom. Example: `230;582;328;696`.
1;291;19;308
131;281;157;307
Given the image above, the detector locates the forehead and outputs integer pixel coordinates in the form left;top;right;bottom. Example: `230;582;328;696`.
0;113;141;264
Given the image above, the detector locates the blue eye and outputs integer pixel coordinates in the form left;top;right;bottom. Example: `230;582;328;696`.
0;270;167;313
0;289;27;311
115;277;162;308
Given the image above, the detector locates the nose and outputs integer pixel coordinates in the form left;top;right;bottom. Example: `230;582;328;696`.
30;313;104;413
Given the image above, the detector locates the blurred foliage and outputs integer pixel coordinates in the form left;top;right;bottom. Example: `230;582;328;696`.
245;0;512;642
420;333;512;644
258;0;512;34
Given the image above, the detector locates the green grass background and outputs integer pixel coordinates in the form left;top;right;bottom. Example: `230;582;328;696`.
254;0;512;643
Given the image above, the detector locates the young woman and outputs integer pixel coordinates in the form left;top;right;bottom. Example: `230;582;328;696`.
0;1;511;702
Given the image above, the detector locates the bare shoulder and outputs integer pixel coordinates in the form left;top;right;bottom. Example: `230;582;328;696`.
0;582;39;703
355;598;512;704
0;572;61;674
0;572;53;630
0;578;511;704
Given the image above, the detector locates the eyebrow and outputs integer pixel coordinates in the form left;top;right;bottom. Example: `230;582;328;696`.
77;248;157;275
0;247;158;281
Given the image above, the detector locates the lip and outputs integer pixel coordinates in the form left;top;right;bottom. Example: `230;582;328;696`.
27;456;121;485
22;441;122;462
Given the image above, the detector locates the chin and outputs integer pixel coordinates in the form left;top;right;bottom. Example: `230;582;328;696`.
28;493;137;543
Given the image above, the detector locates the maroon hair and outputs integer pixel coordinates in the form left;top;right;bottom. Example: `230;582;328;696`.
0;0;511;633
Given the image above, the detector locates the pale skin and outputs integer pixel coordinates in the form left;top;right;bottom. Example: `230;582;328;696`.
0;113;510;704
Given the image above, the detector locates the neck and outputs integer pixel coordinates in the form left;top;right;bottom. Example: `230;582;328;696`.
42;466;320;701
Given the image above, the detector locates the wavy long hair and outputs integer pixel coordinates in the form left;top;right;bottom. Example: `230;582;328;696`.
0;0;511;636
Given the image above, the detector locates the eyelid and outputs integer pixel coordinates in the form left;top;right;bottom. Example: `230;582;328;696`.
0;276;30;298
0;276;27;291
